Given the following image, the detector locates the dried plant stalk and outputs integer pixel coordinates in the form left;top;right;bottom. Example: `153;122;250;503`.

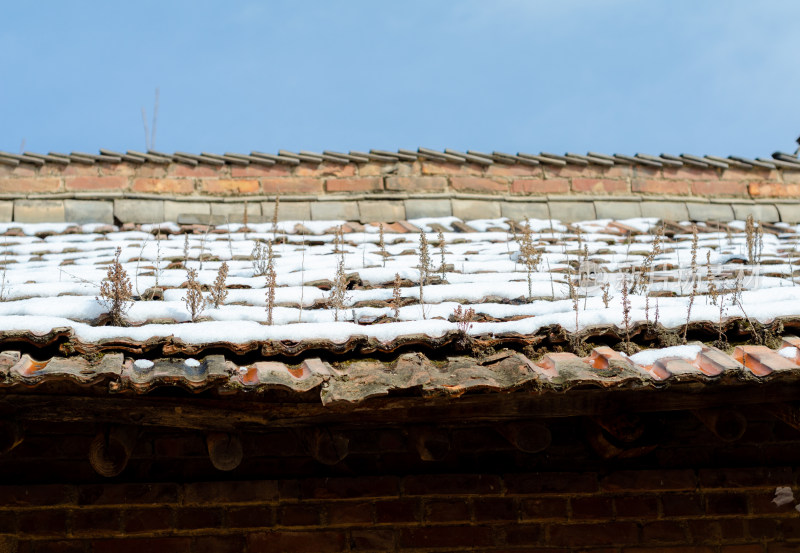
418;230;431;319
378;224;387;267
517;218;542;300
601;283;611;308
183;233;190;266
330;227;348;322
621;273;632;354
208;261;229;309
683;224;699;344
98;247;133;326
265;240;276;325
438;230;447;281
183;267;204;323
272;195;280;241
392;273;402;319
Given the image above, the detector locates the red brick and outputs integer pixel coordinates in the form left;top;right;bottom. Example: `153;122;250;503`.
615;495;659;518
698;467;793;489
661;493;704;517
24;540;86;553
624;548;714;553
261;177;322;194
122;507;172;533
78;483;178;506
572;178;628;194
504;523;544;545
399;525;493;548
295;162;355;178
542;165;600;179
325;177;382;192
404;474;502;495
506;472;598;494
61;164;98;177
520;497;568;520
663;166;717;180
642;520;688;543
548;522;638;546
421;160;481;176
199;178;259;194
600;470;696;492
510;178;570;194
748;517;779;539
71;509;120;534
374;499;419;523
65;176;126;191
18;510;67;536
247;531;346;553
279;504;320;526
451;176;508;193
707;493;748;515
0;177;61;193
385;176;447;191
769;544;800;553
0;511;16;534
749;182;800;197
722;546;765;553
687;519;745;543
751;491;799;515
184;480;278;504
571;496;613;519
168;164;223;178
325;502;373;525
131;177;193;194
227;505;273;528
133;164;167;178
91;537;192;553
632;178;689;195
691;180;748;196
423;499;470;522
231;164;292;178
473;497;516;521
779;517;800;539
174;507;223;529
153;436;206;457
193;535;246;553
486;164;542;177
0;485;72;506
298;476;398;500
349;529;394;551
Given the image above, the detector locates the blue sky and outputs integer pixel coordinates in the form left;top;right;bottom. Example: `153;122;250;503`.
2;1;799;157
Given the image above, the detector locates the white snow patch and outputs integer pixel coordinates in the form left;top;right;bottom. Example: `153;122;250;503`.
629;345;702;366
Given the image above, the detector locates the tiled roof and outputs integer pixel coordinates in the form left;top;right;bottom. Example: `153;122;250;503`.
1;148;799;170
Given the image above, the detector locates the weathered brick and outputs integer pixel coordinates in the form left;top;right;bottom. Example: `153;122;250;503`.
0;177;61;193
506;472;598;495
325;502;373;525
232;164;292;178
519;497;568;520
92;537;193;553
65;176;126;191
349;529;395;551
132;178;193;194
503;523;544;545
310;201;359;221
486;163;541;177
706;493;748;515
404;199;451;219
404;474;502;496
451;199;501;220
193;535;246;553
421;160;481;176
122;508;172;533
385;176;447;192
698;467;793;489
511;178;570;194
64;200;114;224
688;519;745;543
423;499;470;522
473;497;516;521
227;505;273;528
571;496;613;519
174;507;223;529
451;176;508;193
20;540;86;553
594;200;641;219
279;504;320;526
358;200;405;223
113;199;165;224
691;180;748;196
247;531;347;553
14;200;65;223
168;164;223;178
542;165;600;179
749;182;800;197
184;480;279;504
399;526;493;548
210;202;263;223
548;522;638;546
632;178;690;195
615;495;659;518
776;203;800;223
71;508;120;535
663;166;718;181
642;520;688;543
0;485;72;507
18;510;67;536
295;162;355;178
0;201;12;222
326;177;382;192
261;177;322;194
600;469;696;492
572;178;628;194
374;499;419;523
661;493;704;517
163;201;210;223
199;178;259;194
297;476;398;500
78;483;178;506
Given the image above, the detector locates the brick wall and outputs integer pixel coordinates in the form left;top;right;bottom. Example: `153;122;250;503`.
1;158;799;199
2;469;798;552
2;410;800;551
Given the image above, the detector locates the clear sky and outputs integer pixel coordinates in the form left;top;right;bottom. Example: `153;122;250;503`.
2;1;799;158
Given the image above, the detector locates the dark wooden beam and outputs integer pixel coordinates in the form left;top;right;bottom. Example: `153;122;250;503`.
89;426;138;477
692;408;747;442
206;432;243;471
498;422;551;453
297;427;349;465
408;426;450;461
0;420;23;455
